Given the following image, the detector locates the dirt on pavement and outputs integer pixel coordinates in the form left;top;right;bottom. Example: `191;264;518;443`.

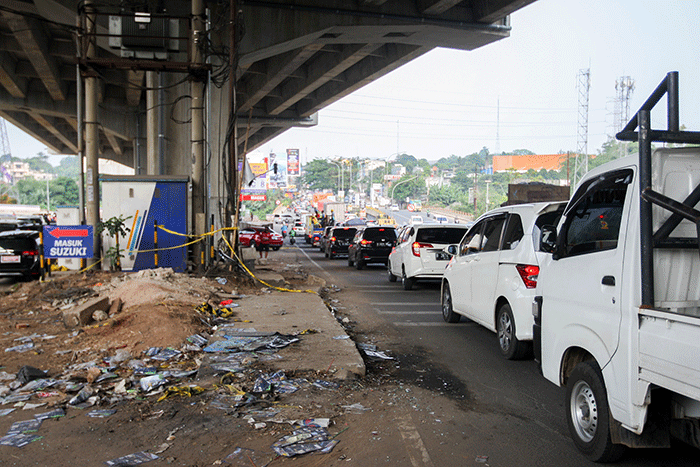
0;256;469;466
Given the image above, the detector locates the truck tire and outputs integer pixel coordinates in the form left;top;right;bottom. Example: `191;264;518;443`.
496;303;529;360
441;282;460;323
566;362;625;463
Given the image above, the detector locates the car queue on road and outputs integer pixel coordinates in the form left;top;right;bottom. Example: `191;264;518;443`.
285;203;567;362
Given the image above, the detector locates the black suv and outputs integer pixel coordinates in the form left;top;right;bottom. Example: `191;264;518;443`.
0;230;43;280
325;226;357;259
347;226;397;269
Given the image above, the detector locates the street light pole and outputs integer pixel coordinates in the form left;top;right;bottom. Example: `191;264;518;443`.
390;174;419;204
329;160;342;194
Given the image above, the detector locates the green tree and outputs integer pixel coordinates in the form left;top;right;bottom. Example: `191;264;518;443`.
50;177;79;206
300;159;342;191
54;156;81;178
16;178;45;206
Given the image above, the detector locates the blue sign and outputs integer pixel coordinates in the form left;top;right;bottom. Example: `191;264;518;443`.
43;225;94;258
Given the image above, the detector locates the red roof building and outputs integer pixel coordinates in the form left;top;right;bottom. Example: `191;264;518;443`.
492;154;569;173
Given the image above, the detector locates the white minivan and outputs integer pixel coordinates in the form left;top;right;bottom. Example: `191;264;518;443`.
441;201;566;359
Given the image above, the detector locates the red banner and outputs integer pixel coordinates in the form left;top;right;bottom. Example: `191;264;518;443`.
240;194;267;201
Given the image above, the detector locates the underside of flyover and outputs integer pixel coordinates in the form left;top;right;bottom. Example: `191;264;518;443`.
0;0;533;263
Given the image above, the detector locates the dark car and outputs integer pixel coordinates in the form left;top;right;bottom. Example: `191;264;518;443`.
318;226;333;252
0;230;43;280
325;226;357;259
347;226;397;270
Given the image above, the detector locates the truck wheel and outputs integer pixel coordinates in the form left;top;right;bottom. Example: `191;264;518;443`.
566;362;626;463
387;261;397;282
441;282;460;323
496;303;529;360
402;267;415;290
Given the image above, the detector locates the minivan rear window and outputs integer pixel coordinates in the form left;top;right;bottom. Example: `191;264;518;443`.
332;228;356;239
416;227;467;244
0;237;36;252
363;228;397;241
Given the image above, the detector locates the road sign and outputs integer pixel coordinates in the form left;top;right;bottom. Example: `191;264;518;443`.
44;225;94;258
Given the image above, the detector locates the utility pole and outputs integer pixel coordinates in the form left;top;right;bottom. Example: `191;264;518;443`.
84;0;100;266
191;0;206;271
573;68;590;187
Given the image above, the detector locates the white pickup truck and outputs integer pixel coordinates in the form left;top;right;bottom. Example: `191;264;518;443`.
533;72;700;462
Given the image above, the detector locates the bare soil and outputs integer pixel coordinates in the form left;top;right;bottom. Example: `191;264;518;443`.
0;263;465;466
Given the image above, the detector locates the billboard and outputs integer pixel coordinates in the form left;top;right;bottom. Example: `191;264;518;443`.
268;152;287;189
241;153;268;193
287;149;300;176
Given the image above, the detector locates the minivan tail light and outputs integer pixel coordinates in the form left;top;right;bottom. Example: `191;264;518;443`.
22;250;39;257
412;242;433;257
330;236;336;242
515;264;539;289
360;239;372;246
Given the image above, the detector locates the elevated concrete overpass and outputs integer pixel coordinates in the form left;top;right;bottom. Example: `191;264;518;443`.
0;0;534;263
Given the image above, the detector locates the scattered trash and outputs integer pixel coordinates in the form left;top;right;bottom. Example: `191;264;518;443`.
272;426;339;457
4;342;34;353
312;380;339;390
223;447;269;467
105;451;158;466
0;408;15;416
476;455;489;463
16;366;47;385
68;386;94;406
139;375;167;392
332;335;350;340
342;403;370;414
298;418;330;428
220;299;240;308
147;347;181;361
87;409;117;418
363;350;394;360
156;385;205;402
215;277;227;285
34;409;65;420
0;432;43;447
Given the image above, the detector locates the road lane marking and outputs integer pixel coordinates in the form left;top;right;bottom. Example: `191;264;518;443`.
397;413;435;467
370;302;440;307
393;322;477;327
297;245;331;277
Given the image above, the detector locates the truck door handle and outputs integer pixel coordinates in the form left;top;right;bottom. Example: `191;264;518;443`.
602;276;616;286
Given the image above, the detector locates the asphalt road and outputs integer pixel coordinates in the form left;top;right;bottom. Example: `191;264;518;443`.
290;240;699;467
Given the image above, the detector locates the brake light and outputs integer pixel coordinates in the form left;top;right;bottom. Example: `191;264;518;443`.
330;236;336;242
22;250;39;257
360;239;372;246
515;264;539;289
412;242;433;257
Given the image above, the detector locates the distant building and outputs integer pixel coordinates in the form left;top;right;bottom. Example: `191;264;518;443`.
2;161;55;182
492;154;569;173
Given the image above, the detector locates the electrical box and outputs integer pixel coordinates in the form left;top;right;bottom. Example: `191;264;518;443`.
100;175;189;272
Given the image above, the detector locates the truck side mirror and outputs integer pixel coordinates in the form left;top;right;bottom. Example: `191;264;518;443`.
540;225;558;256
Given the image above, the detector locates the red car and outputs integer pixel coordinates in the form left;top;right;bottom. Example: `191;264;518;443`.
239;227;283;250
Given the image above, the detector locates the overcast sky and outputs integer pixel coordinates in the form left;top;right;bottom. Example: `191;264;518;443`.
6;0;700;166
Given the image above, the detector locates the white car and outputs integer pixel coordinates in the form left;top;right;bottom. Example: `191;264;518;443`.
410;215;423;225
388;224;470;290
390;204;399;211
440;202;566;360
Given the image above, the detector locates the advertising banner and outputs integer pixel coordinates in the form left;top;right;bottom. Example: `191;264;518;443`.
43;225;94;258
240;153;268;193
287;149;300;176
240;194;267;201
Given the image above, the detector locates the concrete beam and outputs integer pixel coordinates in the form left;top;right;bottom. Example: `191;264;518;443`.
4;13;66;101
28;111;78;152
0;110;67;154
296;43;429;117
471;0;536;23
419;0;464;16
0;86;136;141
126;70;145;107
105;131;123;157
266;43;382;116
0;52;26;98
238;43;325;113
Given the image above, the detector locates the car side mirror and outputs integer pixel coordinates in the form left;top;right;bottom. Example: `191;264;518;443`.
540;224;558;258
445;244;458;256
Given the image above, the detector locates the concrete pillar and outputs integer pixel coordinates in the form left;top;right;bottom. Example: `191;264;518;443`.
146;71;158;175
191;0;205;270
84;1;100;265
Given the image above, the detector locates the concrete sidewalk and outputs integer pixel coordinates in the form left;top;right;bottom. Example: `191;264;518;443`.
235;245;365;380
